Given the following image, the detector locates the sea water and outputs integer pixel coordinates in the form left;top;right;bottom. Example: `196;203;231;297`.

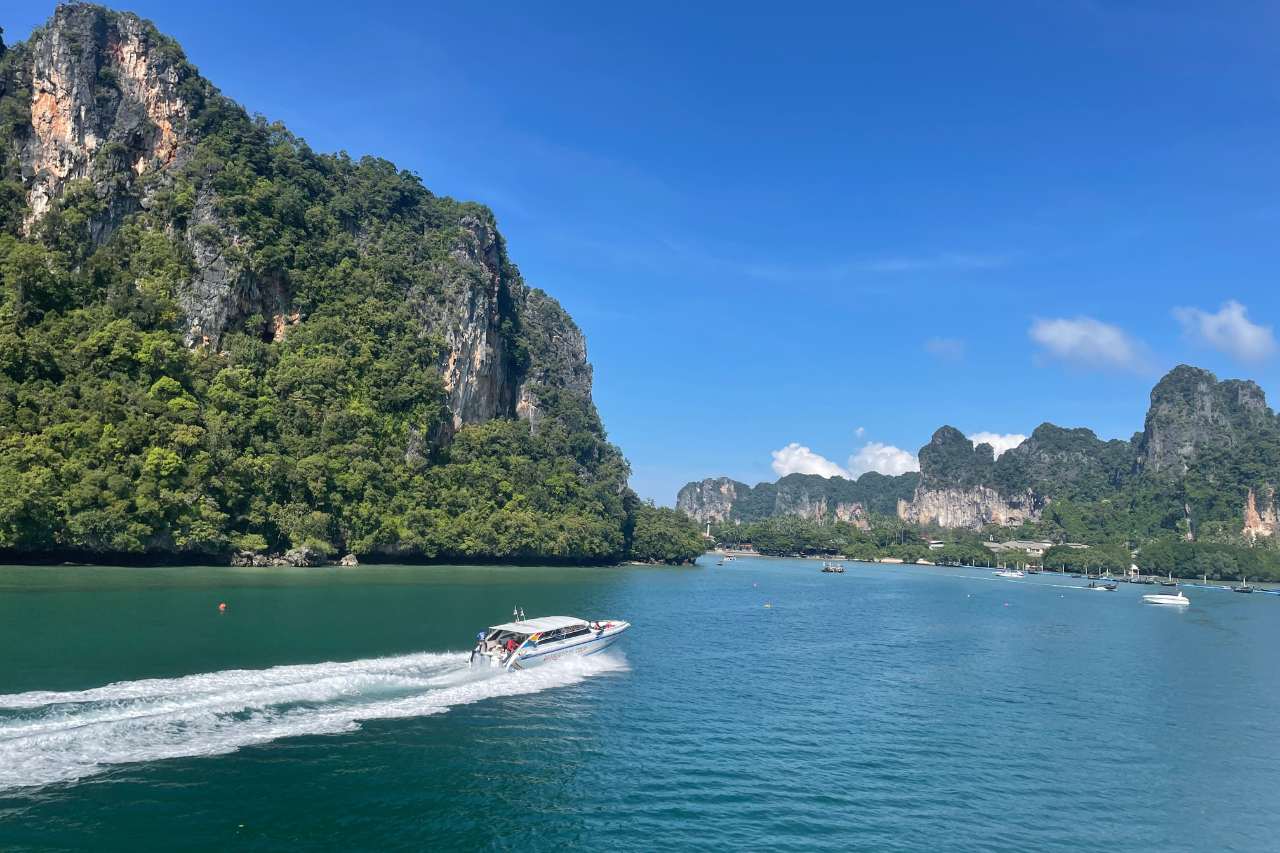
1;558;1277;851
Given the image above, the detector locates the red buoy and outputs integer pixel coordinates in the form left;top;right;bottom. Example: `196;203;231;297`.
218;602;227;613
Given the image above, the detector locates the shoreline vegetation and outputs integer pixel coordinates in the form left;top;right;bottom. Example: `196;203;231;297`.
706;516;1280;582
709;550;1280;589
0;501;705;568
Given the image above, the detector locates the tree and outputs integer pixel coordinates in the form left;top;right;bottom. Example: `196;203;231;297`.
627;504;704;564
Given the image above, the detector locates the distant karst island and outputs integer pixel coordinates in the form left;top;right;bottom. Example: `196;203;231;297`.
679;365;1280;580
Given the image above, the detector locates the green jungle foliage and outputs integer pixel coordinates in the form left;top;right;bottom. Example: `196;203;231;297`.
627;503;706;564
711;516;993;566
0;18;702;566
710;513;1280;580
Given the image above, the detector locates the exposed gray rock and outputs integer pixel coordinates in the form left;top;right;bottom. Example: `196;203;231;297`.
676;477;744;524
278;546;325;567
21;4;191;233
676;472;914;526
897;486;1040;529
514;288;593;429
1137;365;1270;477
231;550;270;567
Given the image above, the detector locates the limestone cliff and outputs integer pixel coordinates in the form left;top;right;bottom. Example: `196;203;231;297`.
1137;365;1270;478
3;4;594;437
897;486;1038;528
676;472;915;526
895;426;1043;529
676;477;744;524
21;4;191;229
683;368;1280;537
1243;488;1277;541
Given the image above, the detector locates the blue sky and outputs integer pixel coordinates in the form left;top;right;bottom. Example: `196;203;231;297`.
8;0;1280;502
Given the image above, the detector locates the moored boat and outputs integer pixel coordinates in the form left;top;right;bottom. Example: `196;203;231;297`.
994;569;1024;578
1234;575;1255;594
470;615;630;670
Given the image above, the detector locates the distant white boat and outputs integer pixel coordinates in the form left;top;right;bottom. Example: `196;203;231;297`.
993;569;1024;578
1143;590;1190;607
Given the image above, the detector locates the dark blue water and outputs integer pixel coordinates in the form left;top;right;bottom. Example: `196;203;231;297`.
1;557;1277;851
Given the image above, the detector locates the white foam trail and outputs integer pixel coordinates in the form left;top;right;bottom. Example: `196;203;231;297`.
0;650;627;793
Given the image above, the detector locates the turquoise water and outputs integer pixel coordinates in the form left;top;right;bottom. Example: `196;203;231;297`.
1;556;1278;851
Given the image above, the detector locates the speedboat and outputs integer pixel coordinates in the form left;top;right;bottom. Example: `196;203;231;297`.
470;615;630;671
1143;590;1190;606
994;569;1024;578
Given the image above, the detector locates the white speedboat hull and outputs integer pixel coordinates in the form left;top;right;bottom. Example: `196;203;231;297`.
1143;594;1189;606
508;624;629;670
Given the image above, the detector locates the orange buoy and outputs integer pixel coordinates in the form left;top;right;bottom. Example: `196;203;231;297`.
218;602;227;613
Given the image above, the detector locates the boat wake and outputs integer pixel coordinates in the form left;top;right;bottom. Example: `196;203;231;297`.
0;650;627;793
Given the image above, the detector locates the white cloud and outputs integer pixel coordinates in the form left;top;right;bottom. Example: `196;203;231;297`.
968;431;1026;458
848;442;920;477
1029;316;1146;372
771;443;850;479
924;337;966;361
1173;300;1276;364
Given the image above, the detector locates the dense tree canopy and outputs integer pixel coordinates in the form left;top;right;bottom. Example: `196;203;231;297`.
628;503;706;564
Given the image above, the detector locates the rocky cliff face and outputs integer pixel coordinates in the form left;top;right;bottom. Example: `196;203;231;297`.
896;426;1042;528
772;488;869;527
897;486;1038;528
676;471;914;526
21;5;191;231
1138;365;1270;477
683;366;1279;537
1243;487;1277;541
512;288;593;429
676;477;743;524
5;4;592;435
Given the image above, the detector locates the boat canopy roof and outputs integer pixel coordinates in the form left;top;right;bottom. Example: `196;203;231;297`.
487;616;585;634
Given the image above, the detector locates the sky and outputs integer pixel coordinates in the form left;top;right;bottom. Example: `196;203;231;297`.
7;0;1280;502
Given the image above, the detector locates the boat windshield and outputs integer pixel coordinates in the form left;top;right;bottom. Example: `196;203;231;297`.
484;629;528;645
530;623;590;643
